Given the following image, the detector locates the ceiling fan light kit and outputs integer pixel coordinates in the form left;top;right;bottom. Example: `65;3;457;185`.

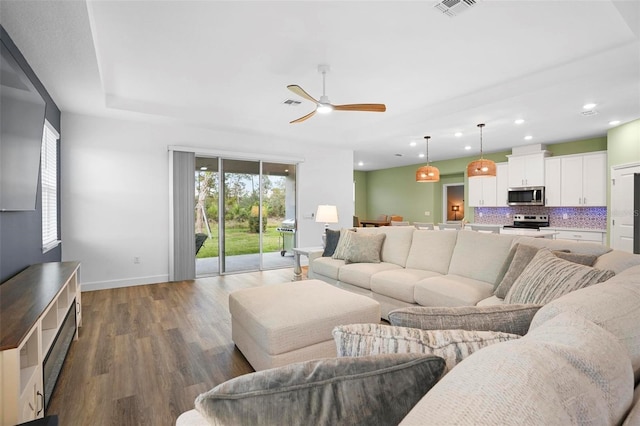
287;64;386;123
416;136;440;182
467;123;497;178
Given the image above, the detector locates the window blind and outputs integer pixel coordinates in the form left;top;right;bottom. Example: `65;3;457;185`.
41;120;59;252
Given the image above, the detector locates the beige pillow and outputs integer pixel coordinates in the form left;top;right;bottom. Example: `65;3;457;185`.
504;248;615;305
332;228;355;260
344;232;386;264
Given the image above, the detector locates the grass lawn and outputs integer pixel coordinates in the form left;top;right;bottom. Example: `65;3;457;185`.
196;220;284;258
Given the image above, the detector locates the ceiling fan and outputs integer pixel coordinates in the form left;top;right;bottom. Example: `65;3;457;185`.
287;65;386;124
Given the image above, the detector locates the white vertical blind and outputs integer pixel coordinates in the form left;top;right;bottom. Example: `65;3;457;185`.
41;120;59;252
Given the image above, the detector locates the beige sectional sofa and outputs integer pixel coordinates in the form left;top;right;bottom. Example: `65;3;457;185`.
308;226;640;319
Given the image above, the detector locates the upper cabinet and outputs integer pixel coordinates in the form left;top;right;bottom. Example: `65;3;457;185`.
468;162;507;207
507;152;549;188
544;157;562;207
560;152;607;207
496;162;509;207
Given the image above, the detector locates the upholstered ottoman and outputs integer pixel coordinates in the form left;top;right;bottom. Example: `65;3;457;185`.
229;279;381;371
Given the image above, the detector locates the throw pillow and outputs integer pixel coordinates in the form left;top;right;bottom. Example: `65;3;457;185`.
504;248;615;305
322;229;341;257
388;304;542;336
333;323;520;371
195;353;446;426
553;251;597;266
493;244;541;299
344;232;386;264
332;228;355;260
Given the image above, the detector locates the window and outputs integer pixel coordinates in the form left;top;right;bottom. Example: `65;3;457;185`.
41;120;59;252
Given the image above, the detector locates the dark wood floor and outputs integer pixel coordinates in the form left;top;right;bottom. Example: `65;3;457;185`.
46;268;296;426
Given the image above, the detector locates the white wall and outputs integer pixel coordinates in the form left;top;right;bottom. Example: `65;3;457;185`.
61;112;354;290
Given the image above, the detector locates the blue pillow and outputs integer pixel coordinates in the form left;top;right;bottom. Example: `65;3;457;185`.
322;228;341;257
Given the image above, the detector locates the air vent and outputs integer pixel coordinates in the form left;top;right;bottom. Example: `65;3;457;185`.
434;0;478;17
581;110;599;117
282;99;302;106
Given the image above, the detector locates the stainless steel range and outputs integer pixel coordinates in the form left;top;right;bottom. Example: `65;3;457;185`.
503;214;549;230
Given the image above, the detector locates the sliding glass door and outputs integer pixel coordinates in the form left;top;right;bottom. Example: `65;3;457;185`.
193;156;297;277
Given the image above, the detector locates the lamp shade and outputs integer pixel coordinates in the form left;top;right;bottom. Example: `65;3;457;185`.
315;205;339;224
416;136;440;182
467;123;496;178
452;205;460;212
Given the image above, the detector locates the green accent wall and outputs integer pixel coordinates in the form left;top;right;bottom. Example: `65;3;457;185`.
356;135;615;226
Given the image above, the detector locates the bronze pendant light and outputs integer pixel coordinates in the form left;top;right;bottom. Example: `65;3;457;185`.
416;136;440;182
467;123;496;178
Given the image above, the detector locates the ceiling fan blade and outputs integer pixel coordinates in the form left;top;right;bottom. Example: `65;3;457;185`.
290;109;317;124
287;85;319;104
332;103;386;112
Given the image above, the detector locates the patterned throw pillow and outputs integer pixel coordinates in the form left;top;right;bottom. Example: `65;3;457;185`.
504;248;615;305
332;229;355;260
344;232;386;264
494;244;541;298
195;353;446;426
333;323;520;371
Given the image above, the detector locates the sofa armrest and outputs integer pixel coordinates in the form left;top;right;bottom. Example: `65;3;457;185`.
388;304;542;336
308;250;323;262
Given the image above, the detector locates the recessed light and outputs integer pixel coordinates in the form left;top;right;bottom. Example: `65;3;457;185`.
409;141;417;147
454;132;463;137
200;166;207;170
583;103;597;110
524;135;533;140
609;120;621;125
419;153;425;158
284;169;289;173
464;146;472;150
514;119;525;125
357;161;364;166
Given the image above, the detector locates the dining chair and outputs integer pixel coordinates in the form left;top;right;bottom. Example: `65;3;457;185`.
353;216;361;227
390;221;410;226
377;214;389;222
389;215;403;222
438;223;462;231
413;222;434;230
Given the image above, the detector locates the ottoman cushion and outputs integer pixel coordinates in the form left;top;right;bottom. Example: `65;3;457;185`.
229;279;381;368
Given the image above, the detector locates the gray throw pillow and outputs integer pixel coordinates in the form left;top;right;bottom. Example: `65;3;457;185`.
195;353;446;426
344;232;386;264
553;251;597;266
388;304;542;336
504;248;615;305
322;228;341;257
494;244;541;298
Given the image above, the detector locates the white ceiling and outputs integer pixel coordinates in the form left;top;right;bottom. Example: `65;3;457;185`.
1;0;639;171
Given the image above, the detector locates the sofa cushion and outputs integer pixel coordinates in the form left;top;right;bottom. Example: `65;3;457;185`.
370;269;441;304
414;274;494;307
344;232;386;264
338;262;401;290
530;264;640;380
504;248;615;305
404;229;458;274
195;353;446;426
310;256;344;280
360;226;415;267
400;313;634;426
333;323;519;371
322;228;341;257
388;304;542;336
593;250;640;274
332;228;355;260
448;231;516;285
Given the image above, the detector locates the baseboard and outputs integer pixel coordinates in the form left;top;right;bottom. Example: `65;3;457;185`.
81;274;169;292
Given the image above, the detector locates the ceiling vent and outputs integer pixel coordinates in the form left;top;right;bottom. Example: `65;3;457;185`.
581;109;599;117
282;99;302;106
434;0;479;17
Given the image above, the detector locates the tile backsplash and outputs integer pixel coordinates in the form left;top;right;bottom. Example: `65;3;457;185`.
473;206;607;230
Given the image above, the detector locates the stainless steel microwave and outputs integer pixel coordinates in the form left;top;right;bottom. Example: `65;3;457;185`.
507;186;545;206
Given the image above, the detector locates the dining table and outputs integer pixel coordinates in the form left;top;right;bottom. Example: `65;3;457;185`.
359;219;391;227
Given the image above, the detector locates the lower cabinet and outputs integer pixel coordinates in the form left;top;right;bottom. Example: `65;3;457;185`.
549;228;606;244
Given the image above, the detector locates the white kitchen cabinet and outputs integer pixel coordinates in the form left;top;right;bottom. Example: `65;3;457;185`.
548;228;606;244
468;176;497;207
507;152;548;188
560;152;607;207
496;163;509;207
544;157;562;206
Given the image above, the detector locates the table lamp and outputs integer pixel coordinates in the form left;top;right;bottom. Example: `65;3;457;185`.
315;205;339;245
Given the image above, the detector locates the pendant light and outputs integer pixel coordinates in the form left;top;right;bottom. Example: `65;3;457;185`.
416;136;440;182
467;123;496;178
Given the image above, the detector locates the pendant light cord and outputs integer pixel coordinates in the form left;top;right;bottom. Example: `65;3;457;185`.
478;123;485;159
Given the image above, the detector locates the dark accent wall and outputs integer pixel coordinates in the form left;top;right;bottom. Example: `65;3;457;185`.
0;25;61;283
